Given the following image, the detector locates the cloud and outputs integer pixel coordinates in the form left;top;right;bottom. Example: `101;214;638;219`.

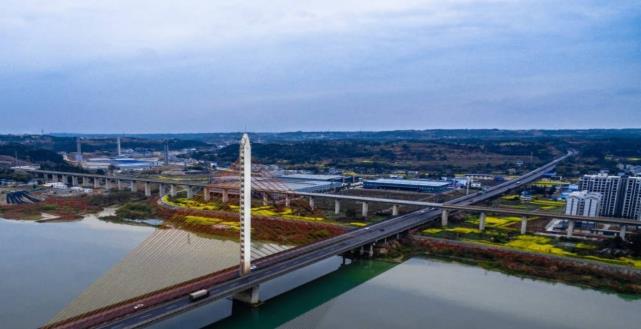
0;0;640;132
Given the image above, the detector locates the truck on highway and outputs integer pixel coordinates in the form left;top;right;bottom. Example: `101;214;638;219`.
189;289;209;301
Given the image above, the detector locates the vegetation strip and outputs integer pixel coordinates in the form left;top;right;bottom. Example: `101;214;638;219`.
411;236;641;295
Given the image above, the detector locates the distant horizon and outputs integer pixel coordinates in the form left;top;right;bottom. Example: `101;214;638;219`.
2;127;641;136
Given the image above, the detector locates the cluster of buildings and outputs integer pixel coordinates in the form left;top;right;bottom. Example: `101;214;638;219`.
73;137;183;171
565;173;641;220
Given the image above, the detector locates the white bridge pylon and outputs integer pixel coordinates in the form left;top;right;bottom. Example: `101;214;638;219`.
239;133;252;275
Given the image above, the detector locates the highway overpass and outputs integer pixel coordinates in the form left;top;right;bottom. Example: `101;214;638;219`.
42;151;577;329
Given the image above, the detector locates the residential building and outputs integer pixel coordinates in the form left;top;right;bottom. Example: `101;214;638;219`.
579;174;641;219
565;191;602;217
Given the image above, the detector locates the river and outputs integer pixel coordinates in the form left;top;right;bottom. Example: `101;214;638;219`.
2;216;640;329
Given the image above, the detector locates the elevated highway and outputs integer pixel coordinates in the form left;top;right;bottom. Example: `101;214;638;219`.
41;152;577;329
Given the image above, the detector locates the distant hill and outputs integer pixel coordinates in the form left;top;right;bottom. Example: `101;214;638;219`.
49;129;641;144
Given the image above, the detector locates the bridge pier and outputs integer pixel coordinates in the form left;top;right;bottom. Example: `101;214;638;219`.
117;179;123;190
479;212;486;231
105;179;112;190
130;181;137;193
334;199;341;215
392;204;399;216
187;186;194;198
566;220;575;238
262;192;268;206
159;184;166;196
233;286;261;306
82;176;89;186
222;189;229;203
309;197;315;211
441;209;449;227
620;225;627;240
284;194;290;207
520;216;528;234
203;187;210;201
93;178;100;189
62;175;68;185
144;182;151;197
170;184;177;197
71;176;78;186
368;244;374;257
361;202;368;218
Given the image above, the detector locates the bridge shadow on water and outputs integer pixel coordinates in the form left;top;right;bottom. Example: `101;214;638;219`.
150;257;397;329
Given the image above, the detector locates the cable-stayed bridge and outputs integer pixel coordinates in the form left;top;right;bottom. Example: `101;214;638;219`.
26;144;624;329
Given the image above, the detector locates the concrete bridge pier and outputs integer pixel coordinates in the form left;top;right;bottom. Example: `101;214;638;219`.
262;192;268;206
284;194;290;207
203;187;210;201
309;197;315;210
117;179;123;191
334;199;341;215
105;179;112;190
62;175;68;185
620;225;627;240
441;209;449;227
566;220;575;238
233;286;261;306
368;244;374;257
159;184;166;196
144;182;151;197
392;204;399;216
71;176;78;186
520;217;528;234
170;184;177;197
129;181;137;193
222;189;229;203
82;176;89;186
93;178;100;189
361;202;369;218
359;246;364;256
187;186;194;198
479;212;486;231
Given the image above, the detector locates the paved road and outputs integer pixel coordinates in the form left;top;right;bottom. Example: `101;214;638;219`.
48;152;573;329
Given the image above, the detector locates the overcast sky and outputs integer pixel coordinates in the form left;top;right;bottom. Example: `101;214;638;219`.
1;0;640;133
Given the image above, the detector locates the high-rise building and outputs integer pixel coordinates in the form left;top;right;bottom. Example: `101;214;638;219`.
565;191;602;217
621;177;641;220
579;174;641;219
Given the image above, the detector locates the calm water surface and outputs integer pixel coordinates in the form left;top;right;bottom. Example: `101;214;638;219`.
0;215;154;329
3;215;640;329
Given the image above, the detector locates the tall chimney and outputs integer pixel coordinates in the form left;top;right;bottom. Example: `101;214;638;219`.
117;137;122;156
164;142;170;165
75;137;83;162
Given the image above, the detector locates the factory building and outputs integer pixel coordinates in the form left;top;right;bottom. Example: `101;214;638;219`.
277;173;355;183
363;178;450;193
277;174;346;192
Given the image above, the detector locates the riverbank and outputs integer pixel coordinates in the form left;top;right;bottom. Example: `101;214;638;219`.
409;236;641;295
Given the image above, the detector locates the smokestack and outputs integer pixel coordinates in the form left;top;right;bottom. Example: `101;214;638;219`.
117;137;122;156
75;137;83;162
164;141;169;165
